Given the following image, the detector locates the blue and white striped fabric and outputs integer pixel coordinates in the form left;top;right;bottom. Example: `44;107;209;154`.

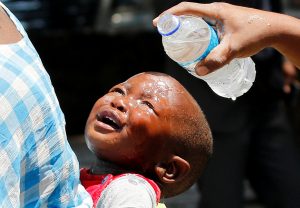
0;2;92;207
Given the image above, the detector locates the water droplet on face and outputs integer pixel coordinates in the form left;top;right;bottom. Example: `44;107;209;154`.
142;79;171;103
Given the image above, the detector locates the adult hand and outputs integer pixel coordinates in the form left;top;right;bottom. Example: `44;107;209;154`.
153;2;300;75
282;58;299;94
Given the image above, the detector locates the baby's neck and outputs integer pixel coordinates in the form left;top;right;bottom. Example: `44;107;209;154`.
90;159;128;175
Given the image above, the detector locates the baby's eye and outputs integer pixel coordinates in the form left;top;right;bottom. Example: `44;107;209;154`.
141;100;154;110
110;88;125;95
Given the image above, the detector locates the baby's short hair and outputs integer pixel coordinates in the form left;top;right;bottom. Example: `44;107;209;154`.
159;74;213;197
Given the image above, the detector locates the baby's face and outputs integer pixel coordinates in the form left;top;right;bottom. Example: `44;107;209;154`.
85;73;187;170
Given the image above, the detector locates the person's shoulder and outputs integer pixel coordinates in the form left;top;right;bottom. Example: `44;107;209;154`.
111;173;158;195
96;174;158;208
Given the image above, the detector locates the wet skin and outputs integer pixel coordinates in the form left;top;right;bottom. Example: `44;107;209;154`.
85;72;191;172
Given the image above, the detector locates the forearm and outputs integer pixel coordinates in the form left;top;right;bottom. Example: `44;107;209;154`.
270;13;300;69
0;5;22;44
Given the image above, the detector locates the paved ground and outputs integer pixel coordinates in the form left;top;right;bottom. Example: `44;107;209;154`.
69;135;264;208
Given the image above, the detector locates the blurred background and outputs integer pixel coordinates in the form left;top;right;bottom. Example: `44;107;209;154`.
4;0;300;207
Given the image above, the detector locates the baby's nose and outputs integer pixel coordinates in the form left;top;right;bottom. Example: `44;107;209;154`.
111;98;127;112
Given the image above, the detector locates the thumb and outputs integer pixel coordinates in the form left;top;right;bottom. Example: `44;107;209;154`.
195;37;233;76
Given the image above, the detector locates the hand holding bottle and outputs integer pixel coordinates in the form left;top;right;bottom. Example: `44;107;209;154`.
153;2;300;75
156;13;256;100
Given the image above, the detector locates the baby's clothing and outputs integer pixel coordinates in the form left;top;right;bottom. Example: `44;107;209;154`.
80;168;162;208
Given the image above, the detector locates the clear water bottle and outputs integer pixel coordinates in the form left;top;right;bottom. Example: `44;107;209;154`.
157;13;256;100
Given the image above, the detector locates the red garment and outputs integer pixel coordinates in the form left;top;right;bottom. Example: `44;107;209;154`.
80;168;161;207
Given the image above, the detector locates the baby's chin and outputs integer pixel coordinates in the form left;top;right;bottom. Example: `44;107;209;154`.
106;152;150;171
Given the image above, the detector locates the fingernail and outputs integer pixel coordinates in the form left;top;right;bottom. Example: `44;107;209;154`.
196;65;210;76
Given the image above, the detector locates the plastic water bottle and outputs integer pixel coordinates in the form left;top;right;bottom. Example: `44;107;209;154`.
157;13;256;100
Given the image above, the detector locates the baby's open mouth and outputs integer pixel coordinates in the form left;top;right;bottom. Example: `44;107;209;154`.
96;111;122;130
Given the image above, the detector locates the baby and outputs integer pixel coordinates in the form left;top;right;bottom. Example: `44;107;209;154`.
80;72;213;207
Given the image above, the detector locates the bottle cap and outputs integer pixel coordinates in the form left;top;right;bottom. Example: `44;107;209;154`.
157;13;180;36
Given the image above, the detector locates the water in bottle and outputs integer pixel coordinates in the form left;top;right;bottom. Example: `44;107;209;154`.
157;13;256;100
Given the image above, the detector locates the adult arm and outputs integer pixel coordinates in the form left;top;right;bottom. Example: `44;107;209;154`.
153;2;300;75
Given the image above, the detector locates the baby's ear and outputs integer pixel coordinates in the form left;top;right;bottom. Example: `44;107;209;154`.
155;156;190;184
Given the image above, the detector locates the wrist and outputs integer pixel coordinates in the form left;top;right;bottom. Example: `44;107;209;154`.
270;13;299;48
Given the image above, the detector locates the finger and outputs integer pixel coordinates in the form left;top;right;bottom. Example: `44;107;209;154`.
153;2;220;26
195;36;233;75
283;84;291;94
